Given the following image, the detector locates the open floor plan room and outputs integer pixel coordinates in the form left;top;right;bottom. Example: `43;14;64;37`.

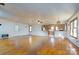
0;3;79;55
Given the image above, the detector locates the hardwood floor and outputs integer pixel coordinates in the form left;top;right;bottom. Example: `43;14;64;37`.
0;35;79;55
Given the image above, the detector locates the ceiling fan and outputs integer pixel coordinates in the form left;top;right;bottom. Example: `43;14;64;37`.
37;16;43;24
37;20;43;24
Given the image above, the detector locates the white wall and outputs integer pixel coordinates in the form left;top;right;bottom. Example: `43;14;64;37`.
31;24;48;36
0;19;48;38
0;19;29;38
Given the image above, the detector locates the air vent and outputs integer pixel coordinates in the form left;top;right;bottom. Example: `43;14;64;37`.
0;24;2;26
0;3;5;6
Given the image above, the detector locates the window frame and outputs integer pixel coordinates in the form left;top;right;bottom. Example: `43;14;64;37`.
70;17;78;39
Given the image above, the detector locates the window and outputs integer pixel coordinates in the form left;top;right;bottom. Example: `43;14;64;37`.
29;25;32;32
70;21;73;36
56;26;59;30
50;26;54;31
42;25;46;31
67;23;70;34
73;19;77;37
70;17;78;38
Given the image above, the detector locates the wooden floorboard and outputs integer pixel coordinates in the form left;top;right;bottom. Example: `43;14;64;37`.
0;35;79;55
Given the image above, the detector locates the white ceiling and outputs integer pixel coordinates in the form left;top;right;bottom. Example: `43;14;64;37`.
0;3;79;25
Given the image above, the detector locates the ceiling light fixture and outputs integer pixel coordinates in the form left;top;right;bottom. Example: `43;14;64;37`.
37;20;40;24
37;20;43;24
57;17;61;24
37;15;43;24
57;20;61;24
